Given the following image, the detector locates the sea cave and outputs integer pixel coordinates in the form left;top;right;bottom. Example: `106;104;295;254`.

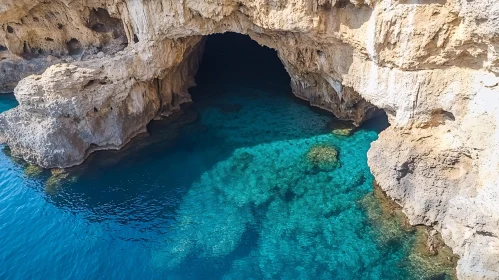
0;32;458;279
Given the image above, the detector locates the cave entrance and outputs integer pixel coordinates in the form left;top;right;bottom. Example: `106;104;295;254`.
189;33;387;130
186;32;387;140
190;33;291;99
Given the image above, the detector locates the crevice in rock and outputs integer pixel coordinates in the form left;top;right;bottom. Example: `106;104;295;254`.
476;231;498;238
86;8;128;52
396;159;415;181
335;0;350;8
435;109;455;121
83;78;108;89
83;80;96;89
88;8;125;37
421;109;455;128
67;38;83;56
21;42;45;59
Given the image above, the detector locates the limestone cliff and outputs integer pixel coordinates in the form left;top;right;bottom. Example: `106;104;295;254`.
0;0;498;278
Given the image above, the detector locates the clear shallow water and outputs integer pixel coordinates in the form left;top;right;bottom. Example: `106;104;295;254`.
0;34;453;279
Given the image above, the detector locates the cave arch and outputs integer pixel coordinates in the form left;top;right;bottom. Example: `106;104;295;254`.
189;32;381;126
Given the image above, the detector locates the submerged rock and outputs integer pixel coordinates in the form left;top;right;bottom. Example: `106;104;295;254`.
408;227;459;280
306;143;339;170
45;168;78;192
24;164;44;178
328;120;356;137
360;183;458;280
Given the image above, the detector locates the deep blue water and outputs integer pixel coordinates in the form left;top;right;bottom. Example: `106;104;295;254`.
0;34;452;279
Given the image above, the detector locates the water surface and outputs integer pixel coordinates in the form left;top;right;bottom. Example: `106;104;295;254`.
0;34;454;279
0;94;17;112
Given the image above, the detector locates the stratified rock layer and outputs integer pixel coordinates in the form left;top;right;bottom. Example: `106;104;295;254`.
0;0;498;278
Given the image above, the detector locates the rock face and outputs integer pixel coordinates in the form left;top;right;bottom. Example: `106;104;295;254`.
0;0;498;278
0;37;204;167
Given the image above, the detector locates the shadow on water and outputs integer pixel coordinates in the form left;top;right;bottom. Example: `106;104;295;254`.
359;111;389;133
25;33;352;219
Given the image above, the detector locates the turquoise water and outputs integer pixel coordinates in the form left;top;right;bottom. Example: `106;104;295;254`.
0;94;17;112
0;34;451;279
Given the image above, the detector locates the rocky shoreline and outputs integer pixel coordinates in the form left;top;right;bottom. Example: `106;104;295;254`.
1;0;498;278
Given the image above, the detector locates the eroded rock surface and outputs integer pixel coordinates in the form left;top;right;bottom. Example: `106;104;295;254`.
0;0;498;278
